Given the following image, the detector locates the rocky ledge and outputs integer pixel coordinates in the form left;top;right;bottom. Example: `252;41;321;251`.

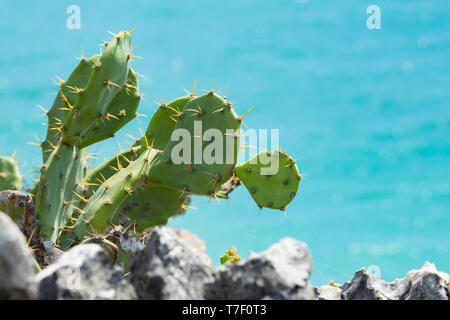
0;212;448;300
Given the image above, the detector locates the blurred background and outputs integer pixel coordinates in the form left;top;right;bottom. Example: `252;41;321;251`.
0;0;448;285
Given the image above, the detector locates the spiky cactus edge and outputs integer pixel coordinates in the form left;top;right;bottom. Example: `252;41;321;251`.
0;30;302;268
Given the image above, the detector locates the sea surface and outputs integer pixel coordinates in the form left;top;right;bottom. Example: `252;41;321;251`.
0;0;449;285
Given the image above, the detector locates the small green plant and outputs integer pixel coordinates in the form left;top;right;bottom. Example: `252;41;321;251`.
0;29;302;267
220;246;241;264
0;154;22;191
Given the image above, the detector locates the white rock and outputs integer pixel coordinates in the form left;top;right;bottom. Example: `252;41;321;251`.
0;211;37;299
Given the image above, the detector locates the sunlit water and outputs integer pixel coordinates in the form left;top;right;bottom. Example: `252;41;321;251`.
0;0;448;285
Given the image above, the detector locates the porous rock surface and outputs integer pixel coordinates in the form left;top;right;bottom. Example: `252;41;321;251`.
0;211;37;299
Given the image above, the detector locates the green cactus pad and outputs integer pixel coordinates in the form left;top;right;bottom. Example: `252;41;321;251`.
35;143;83;242
41;55;101;162
63;31;133;146
73;148;159;239
0;156;21;191
80;68;141;148
220;246;241;264
235;150;301;210
148;92;241;196
118;184;188;232
82;146;141;198
136;95;194;151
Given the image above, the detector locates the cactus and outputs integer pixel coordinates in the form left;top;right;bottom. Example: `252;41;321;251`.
4;29;301;268
0;155;21;191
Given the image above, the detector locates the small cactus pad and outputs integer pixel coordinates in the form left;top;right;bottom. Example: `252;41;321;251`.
0;156;21;191
148;92;241;196
235;150;300;210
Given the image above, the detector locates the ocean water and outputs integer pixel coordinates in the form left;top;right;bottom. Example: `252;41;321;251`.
0;0;449;285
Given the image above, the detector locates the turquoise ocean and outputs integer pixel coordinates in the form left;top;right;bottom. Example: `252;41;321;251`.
0;0;449;285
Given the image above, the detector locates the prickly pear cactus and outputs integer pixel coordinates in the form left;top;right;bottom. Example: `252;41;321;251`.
0;155;22;191
8;29;303;269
